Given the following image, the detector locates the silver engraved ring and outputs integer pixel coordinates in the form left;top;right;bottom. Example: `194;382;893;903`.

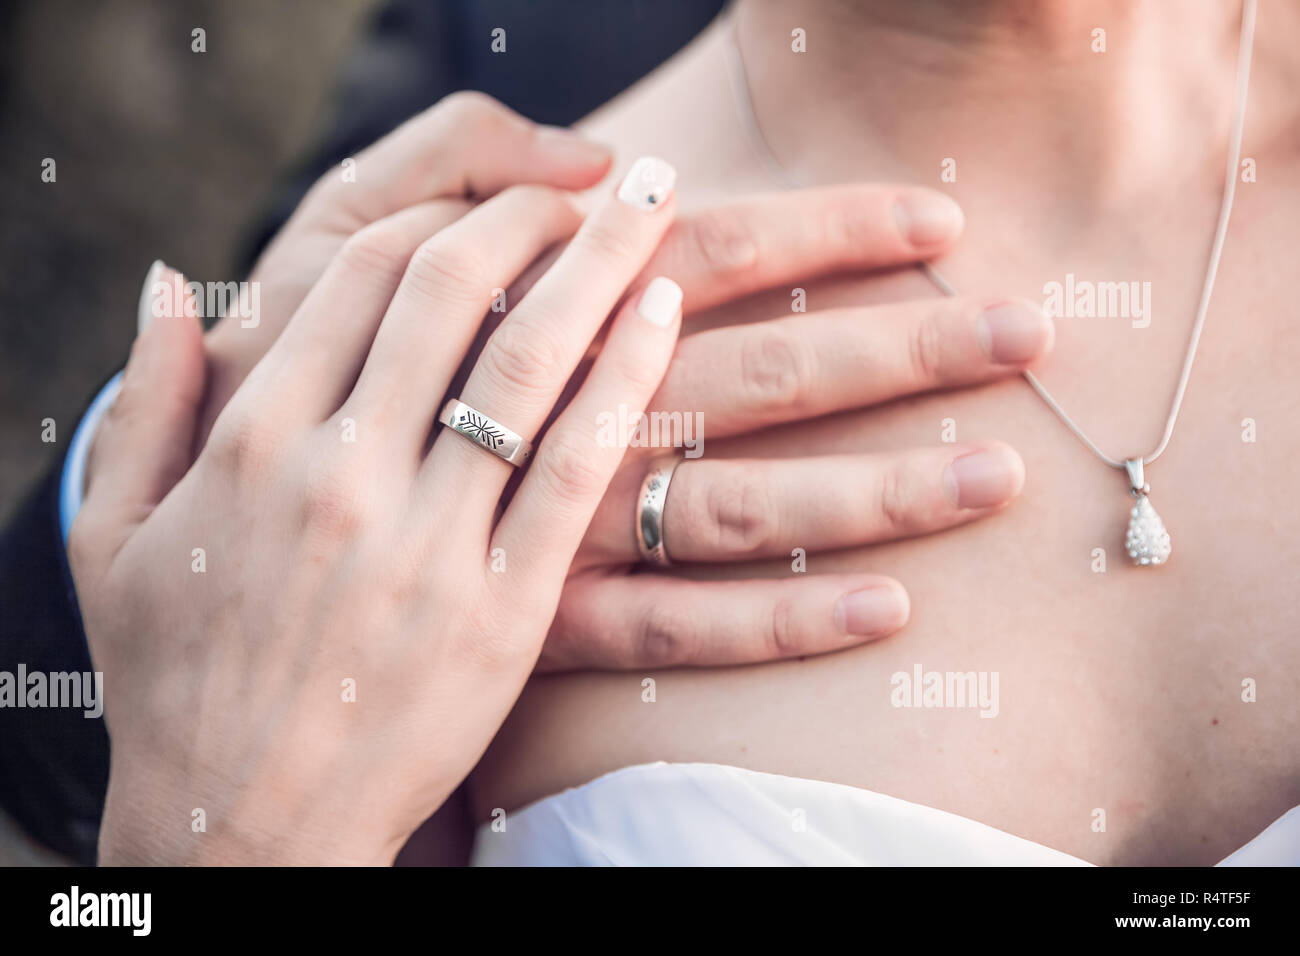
437;398;533;466
635;454;682;567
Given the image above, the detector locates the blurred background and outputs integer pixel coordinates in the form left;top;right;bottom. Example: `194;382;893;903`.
0;0;377;518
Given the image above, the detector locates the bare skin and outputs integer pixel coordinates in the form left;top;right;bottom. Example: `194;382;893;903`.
471;0;1300;865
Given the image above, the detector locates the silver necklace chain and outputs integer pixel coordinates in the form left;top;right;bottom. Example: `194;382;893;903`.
723;0;1257;472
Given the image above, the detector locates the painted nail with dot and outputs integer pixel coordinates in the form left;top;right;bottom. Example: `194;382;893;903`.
617;156;676;211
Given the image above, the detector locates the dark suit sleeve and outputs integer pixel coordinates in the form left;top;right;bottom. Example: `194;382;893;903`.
0;462;109;864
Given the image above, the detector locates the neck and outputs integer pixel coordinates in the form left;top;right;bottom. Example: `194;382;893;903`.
734;0;1251;208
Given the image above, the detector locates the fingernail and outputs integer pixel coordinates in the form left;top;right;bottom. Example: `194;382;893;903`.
975;300;1054;364
137;259;167;336
637;276;682;327
835;585;910;637
943;445;1025;509
535;126;612;166
894;190;963;246
617;156;676;211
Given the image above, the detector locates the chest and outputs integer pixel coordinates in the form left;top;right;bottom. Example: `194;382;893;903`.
669;170;1300;864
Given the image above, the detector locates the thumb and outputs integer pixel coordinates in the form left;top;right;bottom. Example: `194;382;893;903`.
75;260;207;572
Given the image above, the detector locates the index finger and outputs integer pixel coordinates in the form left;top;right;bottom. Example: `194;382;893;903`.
644;184;964;314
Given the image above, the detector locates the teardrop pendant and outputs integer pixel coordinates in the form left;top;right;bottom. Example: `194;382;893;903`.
1126;494;1171;566
1123;459;1171;567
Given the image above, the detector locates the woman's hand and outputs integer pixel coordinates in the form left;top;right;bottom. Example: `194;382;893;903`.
68;158;682;865
200;91;614;445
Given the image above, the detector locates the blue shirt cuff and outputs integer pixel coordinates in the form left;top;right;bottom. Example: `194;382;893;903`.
59;372;124;545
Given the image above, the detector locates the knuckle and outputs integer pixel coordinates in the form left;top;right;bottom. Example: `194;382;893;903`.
635;602;696;667
479;318;571;395
739;329;808;413
301;168;340;210
683;208;760;277
536;428;606;508
766;593;808;658
498;182;558;212
908;310;947;383
380;554;426;613
300;167;357;231
405;235;493;306
435;90;502;128
336;222;414;281
702;468;776;557
208;407;280;482
298;467;368;540
819;196;878;261
497;184;582;236
877;462;923;535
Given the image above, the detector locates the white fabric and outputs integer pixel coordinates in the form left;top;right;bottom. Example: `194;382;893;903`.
471;762;1299;866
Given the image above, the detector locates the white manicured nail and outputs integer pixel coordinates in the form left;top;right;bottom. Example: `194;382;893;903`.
636;277;682;327
617;156;676;211
137;259;166;336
